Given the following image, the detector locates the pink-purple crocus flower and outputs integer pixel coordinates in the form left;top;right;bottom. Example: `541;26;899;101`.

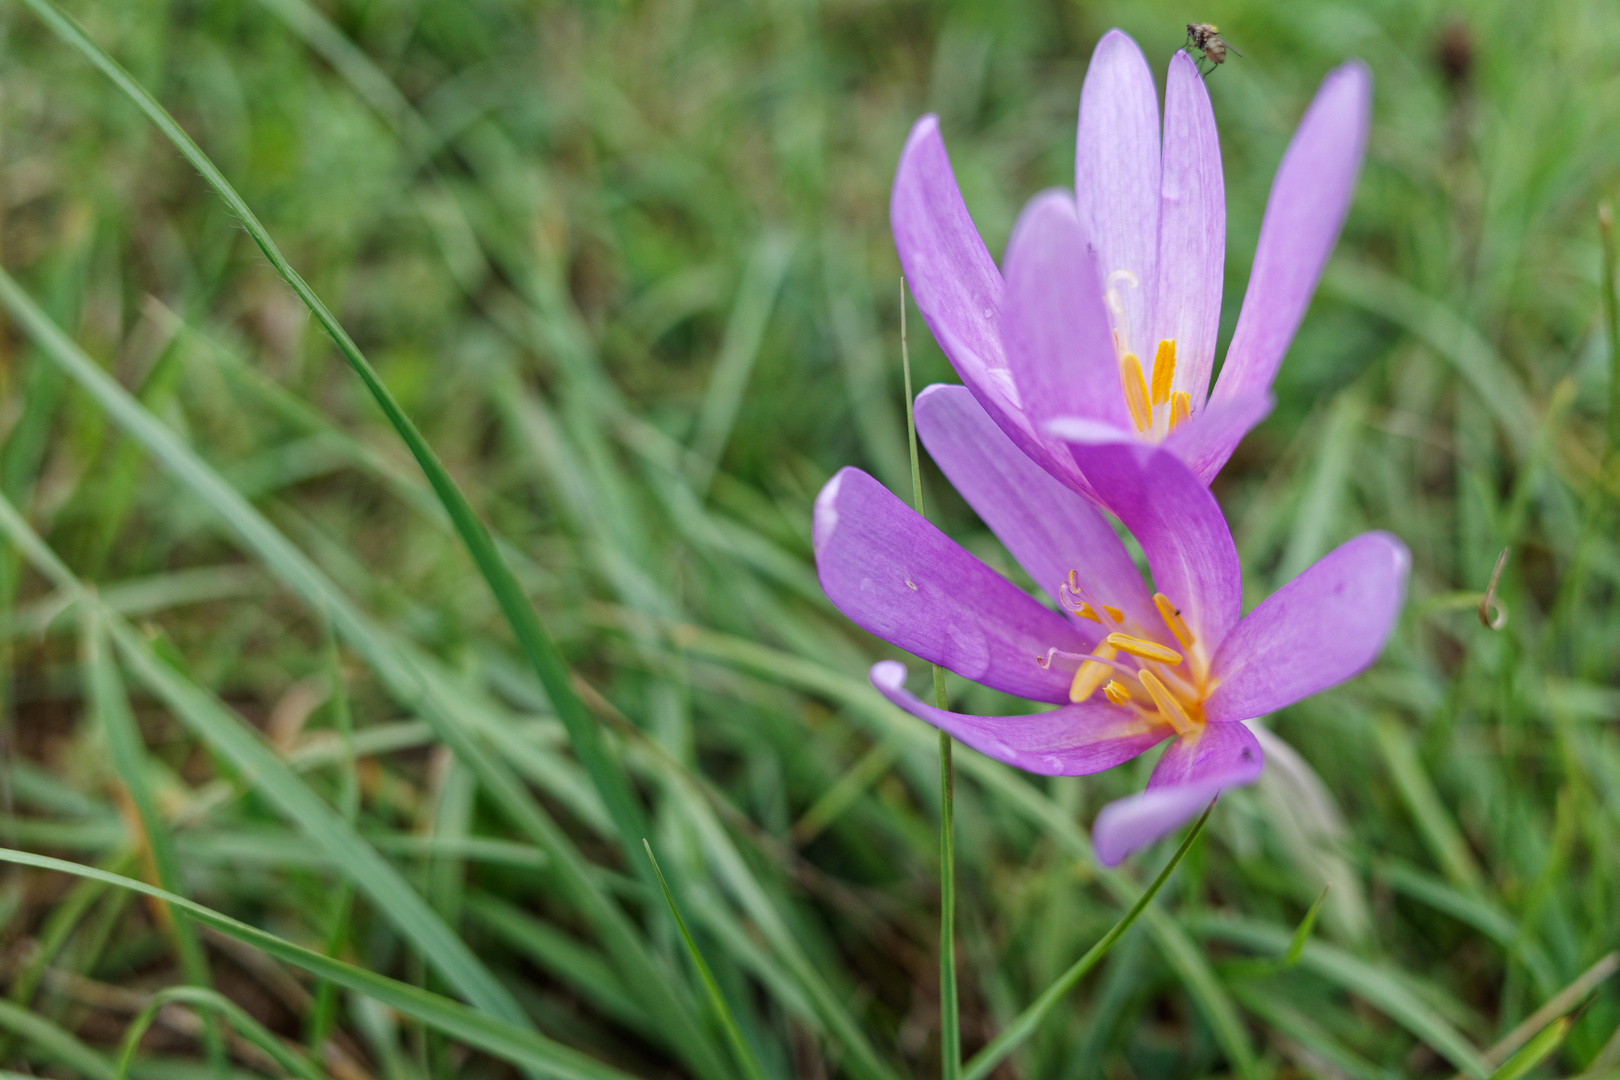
813;386;1408;863
893;31;1371;501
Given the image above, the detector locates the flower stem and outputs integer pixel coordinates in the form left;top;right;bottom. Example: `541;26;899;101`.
962;800;1217;1080
1601;203;1620;466
902;279;959;1080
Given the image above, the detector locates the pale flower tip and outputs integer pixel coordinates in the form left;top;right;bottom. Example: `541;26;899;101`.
811;469;848;555
869;660;909;692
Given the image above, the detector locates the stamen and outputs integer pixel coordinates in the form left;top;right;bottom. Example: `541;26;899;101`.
1150;339;1176;405
1105;632;1183;665
1138;670;1196;735
1068;643;1117;704
1103;679;1132;705
1118;353;1152;432
1153;594;1195;648
1169;391;1191;430
1102;604;1124;623
1076;603;1100;622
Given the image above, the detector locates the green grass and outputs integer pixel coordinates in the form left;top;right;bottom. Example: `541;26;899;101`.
0;0;1617;1078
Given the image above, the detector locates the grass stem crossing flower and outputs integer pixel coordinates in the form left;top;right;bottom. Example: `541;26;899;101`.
892;31;1371;503
814;387;1407;864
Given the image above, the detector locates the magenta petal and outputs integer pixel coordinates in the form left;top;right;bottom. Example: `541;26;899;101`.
1076;30;1161;358
1205;532;1409;723
1091;722;1264;866
1153;49;1225;407
814;467;1086;702
1004;191;1132;441
915;385;1157;639
1210;62;1372;409
871;661;1171;776
1054;439;1242;652
1160;392;1274;483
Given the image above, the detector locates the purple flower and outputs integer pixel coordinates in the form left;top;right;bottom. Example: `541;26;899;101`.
813;387;1407;864
892;30;1371;500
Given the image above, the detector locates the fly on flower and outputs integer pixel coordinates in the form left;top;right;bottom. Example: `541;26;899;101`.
891;30;1370;510
1186;23;1243;76
814;387;1408;864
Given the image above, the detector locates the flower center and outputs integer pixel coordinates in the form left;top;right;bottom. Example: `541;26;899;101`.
1043;572;1210;734
1103;269;1190;438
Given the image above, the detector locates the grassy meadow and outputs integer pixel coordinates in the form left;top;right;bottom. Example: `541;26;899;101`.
0;0;1617;1077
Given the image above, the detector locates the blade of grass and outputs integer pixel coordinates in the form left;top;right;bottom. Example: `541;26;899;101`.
901;278;958;1080
0;848;635;1080
644;841;769;1080
0;491;531;1035
83;615;222;1069
1486;1017;1570;1080
12;0;651;882
963;800;1216;1080
0;263;721;1076
0;996;115;1079
690;230;796;493
1600;204;1619;462
112;985;328;1080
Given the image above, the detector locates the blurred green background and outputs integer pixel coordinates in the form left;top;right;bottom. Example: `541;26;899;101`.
0;0;1617;1077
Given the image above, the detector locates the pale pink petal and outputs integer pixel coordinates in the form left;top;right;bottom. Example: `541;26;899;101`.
892;116;1057;473
915;385;1157;641
1153;49;1225;408
871;661;1172;776
1091;722;1264;866
1210;62;1372;408
1205;532;1409;723
1076;29;1161;361
814;468;1086;703
1052;438;1243;652
1160;392;1274;483
1003;191;1133;445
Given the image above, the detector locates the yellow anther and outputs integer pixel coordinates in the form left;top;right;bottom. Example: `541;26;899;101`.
1153;593;1195;649
1138;670;1196;735
1105;632;1183;665
1069;643;1117;704
1075;603;1101;623
1169;391;1191;430
1150;339;1176;405
1119;352;1152;432
1102;604;1124;623
1103;679;1132;705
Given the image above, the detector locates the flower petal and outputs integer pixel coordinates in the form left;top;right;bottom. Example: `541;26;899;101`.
1210;61;1372;408
916;384;1157;641
1054;438;1243;654
814;467;1086;702
1205;532;1409;723
1091;721;1264;866
1160;392;1274;483
892;116;1048;467
1004;191;1133;444
1153;49;1225;408
1076;29;1161;359
871;660;1171;776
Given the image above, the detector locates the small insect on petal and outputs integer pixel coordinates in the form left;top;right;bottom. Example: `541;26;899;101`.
1169;391;1192;430
1106;633;1184;666
1070;643;1118;703
1119;353;1153;432
1150;339;1176;406
1153;593;1195;648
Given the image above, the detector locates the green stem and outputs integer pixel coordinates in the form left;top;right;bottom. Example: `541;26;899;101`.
901;279;959;1079
1601;203;1620;466
962;800;1217;1080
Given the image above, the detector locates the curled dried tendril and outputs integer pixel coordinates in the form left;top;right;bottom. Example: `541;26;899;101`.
1478;546;1509;630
